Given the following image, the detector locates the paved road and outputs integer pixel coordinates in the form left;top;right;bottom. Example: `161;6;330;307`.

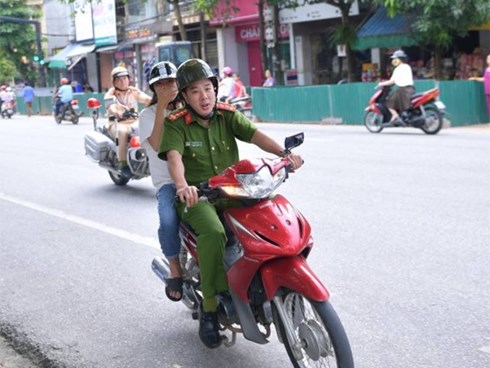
1;114;489;367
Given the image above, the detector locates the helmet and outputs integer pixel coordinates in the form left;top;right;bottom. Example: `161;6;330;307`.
111;66;130;80
60;77;69;85
222;66;232;76
148;61;177;91
176;58;218;94
0;85;6;90
390;50;407;59
6;87;12;92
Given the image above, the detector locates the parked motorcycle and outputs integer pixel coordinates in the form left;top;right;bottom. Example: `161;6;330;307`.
1;100;16;119
230;95;252;118
53;96;82;125
84;97;150;186
364;86;446;134
152;133;354;367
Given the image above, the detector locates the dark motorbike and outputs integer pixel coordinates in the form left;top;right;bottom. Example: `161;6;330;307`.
364;86;446;134
84;97;150;186
152;133;354;367
53;96;82;125
230;95;252;118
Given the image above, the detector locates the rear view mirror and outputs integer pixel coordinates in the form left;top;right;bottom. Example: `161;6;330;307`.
284;132;304;151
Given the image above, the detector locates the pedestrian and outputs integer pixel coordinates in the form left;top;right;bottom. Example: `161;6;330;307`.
263;69;276;87
158;58;303;349
22;81;35;117
138;61;183;302
469;53;490;118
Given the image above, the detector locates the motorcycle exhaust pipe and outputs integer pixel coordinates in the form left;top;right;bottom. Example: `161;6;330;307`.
151;257;170;283
129;148;147;162
151;257;198;310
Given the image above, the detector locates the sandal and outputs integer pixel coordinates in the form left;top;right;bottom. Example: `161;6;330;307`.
165;277;183;302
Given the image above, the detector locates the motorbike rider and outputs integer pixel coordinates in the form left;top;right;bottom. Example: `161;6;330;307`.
217;66;235;102
377;49;415;125
139;62;183;301
54;78;74;117
225;73;248;104
104;66;151;178
158;58;303;349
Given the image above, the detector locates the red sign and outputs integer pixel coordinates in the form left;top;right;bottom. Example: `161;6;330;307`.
236;23;289;42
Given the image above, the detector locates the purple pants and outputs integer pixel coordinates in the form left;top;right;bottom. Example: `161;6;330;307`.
486;94;490;119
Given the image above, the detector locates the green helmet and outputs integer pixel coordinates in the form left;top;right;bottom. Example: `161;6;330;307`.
176;58;218;95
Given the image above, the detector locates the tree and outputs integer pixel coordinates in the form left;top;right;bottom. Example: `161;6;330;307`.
0;57;16;84
375;0;490;79
0;0;40;84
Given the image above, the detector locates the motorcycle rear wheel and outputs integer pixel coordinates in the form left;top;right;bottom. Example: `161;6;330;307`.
364;111;383;133
275;293;354;368
71;115;79;124
108;170;130;186
420;105;443;135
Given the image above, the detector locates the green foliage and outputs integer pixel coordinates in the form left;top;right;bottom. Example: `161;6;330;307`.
0;0;40;82
376;0;490;50
0;57;16;83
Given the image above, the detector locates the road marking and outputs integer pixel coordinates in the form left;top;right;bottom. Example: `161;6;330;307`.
479;345;490;354
0;192;160;250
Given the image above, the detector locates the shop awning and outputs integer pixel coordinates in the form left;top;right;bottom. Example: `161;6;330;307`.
47;43;95;69
353;6;417;50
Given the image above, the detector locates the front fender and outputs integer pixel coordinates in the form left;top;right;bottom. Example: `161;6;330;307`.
260;257;329;302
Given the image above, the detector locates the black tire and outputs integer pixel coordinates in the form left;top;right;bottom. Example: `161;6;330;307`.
54;113;62;124
108;171;130;186
420;105;443;135
275;293;354;368
72;115;79;124
364;111;383;133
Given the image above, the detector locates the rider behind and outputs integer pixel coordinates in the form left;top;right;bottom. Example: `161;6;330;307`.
158;58;303;349
138;62;183;301
55;78;73;117
104;66;151;178
377;49;415;125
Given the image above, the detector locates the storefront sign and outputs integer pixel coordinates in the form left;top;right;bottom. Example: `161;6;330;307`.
280;1;359;23
236;23;289;42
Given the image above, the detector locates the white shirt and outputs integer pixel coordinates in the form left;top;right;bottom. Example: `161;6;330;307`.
391;63;413;87
218;77;235;99
139;105;173;190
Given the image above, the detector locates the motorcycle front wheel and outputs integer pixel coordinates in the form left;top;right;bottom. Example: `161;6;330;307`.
364;111;383;133
420;105;443;135
54;113;62;124
108;170;130;186
275;293;354;368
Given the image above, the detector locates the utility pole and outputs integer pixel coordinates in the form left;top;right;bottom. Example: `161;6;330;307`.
0;16;46;87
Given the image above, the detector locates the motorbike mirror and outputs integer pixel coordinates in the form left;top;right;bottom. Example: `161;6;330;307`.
284;132;304;152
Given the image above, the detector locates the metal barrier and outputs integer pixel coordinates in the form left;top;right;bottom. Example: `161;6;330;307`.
14;80;488;126
251;80;488;126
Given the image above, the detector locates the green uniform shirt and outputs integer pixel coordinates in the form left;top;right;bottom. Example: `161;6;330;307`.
159;104;257;187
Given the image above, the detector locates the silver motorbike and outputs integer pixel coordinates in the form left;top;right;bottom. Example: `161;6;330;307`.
83;97;150;186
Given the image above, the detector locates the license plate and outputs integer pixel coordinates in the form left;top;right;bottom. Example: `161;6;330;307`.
434;101;445;109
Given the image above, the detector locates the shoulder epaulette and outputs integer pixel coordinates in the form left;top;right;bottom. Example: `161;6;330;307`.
167;108;189;122
216;102;237;112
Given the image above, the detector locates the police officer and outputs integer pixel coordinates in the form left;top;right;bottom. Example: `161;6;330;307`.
104;66;151;178
158;59;303;349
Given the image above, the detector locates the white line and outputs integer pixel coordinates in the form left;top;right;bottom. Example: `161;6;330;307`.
0;192;160;250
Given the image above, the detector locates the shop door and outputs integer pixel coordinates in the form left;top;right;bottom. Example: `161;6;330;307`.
248;41;263;87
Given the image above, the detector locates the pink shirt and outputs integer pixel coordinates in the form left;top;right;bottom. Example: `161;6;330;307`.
484;68;490;95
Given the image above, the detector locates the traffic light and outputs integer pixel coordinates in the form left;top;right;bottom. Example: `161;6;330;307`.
33;55;40;62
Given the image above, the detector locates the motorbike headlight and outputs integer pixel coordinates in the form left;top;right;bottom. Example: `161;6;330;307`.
220;166;287;199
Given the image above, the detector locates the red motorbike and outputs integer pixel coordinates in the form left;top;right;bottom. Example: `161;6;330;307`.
152;133;354;367
364;86;445;134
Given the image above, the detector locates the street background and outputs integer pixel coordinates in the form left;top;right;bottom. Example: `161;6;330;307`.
0;115;489;368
